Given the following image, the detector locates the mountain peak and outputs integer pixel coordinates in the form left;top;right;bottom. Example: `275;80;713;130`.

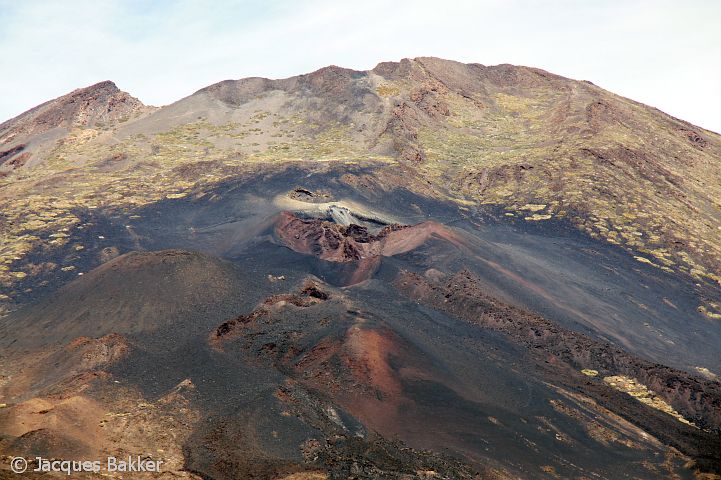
70;79;120;95
0;80;149;174
1;80;146;132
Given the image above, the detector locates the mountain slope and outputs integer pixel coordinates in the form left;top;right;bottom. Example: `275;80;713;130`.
1;58;720;316
1;58;721;478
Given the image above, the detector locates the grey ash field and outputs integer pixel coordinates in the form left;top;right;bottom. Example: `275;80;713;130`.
1;58;721;479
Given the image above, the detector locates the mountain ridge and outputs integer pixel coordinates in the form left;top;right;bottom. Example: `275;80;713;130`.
1;56;720;319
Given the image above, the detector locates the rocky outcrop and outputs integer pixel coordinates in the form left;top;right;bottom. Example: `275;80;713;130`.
394;269;721;472
274;212;465;263
0;81;147;143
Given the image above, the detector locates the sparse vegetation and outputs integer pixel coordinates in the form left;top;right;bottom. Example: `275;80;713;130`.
603;375;697;427
2;58;721;308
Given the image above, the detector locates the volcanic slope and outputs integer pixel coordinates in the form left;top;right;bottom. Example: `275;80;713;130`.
1;166;720;478
2;58;721;319
1;58;721;478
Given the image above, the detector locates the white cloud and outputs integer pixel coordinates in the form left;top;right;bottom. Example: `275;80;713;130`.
1;0;719;132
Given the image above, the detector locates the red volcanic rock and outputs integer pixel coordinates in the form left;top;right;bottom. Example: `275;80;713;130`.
211;279;331;350
274;212;383;261
274;212;467;263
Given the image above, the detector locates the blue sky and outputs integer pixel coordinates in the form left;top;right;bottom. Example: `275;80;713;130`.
1;0;720;132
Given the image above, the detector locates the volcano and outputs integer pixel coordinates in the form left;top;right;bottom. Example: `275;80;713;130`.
1;58;721;479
